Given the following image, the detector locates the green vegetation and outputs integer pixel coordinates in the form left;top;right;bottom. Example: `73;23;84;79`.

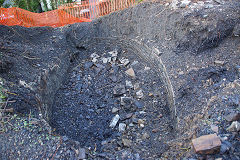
0;0;5;7
13;0;41;12
12;0;73;12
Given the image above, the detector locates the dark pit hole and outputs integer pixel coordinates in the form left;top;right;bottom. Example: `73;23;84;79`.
50;42;175;157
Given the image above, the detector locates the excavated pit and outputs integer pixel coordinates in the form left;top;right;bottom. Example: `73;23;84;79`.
50;38;175;158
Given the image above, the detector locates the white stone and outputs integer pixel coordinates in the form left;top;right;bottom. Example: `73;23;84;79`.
136;90;144;99
119;123;126;132
126;80;133;88
109;50;118;57
226;121;240;132
120;58;130;66
109;114;120;128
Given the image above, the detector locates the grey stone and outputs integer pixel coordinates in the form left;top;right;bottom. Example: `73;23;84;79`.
214;60;225;66
119;123;126;132
78;148;86;159
126;80;133;88
142;132;150;139
120;113;133;120
121;58;130;66
109;114;120;128
113;85;126;96
224;112;240;122
110;75;117;82
108;50;118;57
233;23;240;37
136;90;144;99
220;141;232;154
134;100;145;109
112;107;119;113
84;62;93;69
214;0;224;4
120;97;132;109
205;4;214;9
62;136;69;142
179;0;191;8
122;138;132;147
211;125;219;133
226;121;240;132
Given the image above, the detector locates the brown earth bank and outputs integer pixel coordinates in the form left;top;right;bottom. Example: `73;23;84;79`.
0;0;239;159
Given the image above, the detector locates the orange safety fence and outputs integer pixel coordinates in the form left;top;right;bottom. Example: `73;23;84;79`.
0;0;135;28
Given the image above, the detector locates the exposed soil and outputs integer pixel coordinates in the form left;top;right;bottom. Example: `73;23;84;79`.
51;42;173;159
0;0;240;159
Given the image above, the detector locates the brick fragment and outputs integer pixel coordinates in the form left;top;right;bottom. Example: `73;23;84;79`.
192;134;221;154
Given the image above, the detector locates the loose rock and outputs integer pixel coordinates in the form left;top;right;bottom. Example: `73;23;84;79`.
192;134;221;154
109;114;120;128
136;90;144;99
211;125;219;133
112;107;119;113
134;100;145;109
120;97;133;107
224;112;240;122
113;85;126;96
226;121;240;132
220;141;232;154
125;68;136;78
122;138;132;147
233;23;240;37
126;80;133;88
120;58;130;66
119;123;126;132
78;148;86;159
214;60;225;66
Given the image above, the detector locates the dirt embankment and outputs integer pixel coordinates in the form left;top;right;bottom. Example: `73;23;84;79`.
0;1;240;159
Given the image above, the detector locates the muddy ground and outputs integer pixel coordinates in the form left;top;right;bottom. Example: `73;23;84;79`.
0;0;240;159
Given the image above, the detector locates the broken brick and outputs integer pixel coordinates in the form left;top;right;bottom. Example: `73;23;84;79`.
192;134;221;154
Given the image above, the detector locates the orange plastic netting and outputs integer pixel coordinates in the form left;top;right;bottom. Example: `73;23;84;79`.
0;0;135;28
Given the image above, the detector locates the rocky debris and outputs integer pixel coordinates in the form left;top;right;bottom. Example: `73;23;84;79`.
109;114;120;128
108;50;118;57
233;23;240;37
136;89;144;99
138;119;145;128
142;132;150;139
179;0;191;8
214;60;225;66
122;138;132;147
90;53;100;63
126;80;133;88
226;121;240;132
0;60;13;73
192;134;221;154
120;58;130;66
224;111;240;122
134;83;140;90
134;100;144;109
78;148;86;159
102;57;111;64
220;141;232;154
112;107;119;113
125;68;135;78
120;97;133;108
113;85;126;96
120;113;133;121
211;125;219;133
84;62;93;69
119;123;126;132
